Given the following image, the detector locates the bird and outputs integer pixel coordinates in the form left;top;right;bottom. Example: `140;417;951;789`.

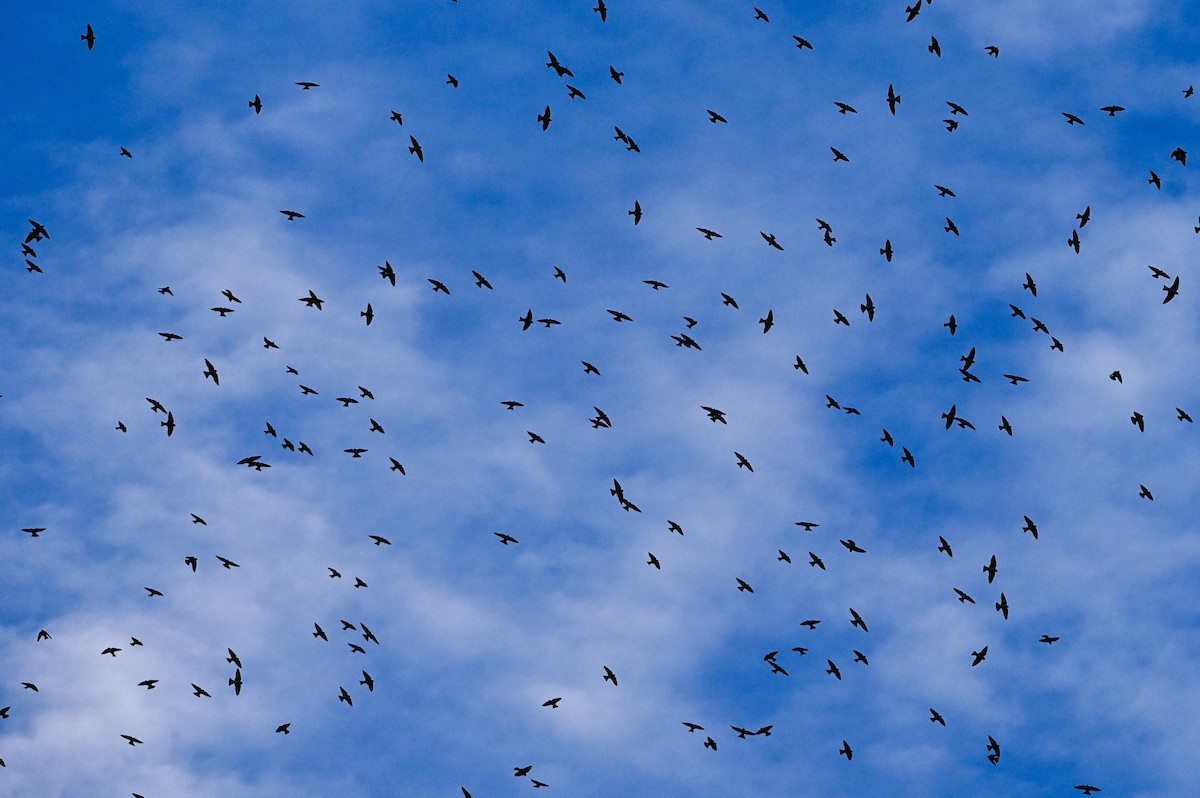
494;532;518;545
826;659;841;680
944;315;957;335
886;83;900;114
408;136;424;161
986;735;1001;764
379;261;397;285
542;697;562;708
144;587;163;597
1068;228;1081;253
119;146;133;158
759;309;774;333
280;209;305;220
736;578;754;593
202;359;219;385
602;666;618;685
295;82;319;90
527;431;545;444
848;607;868;632
809;552;826;570
970;646;989;666
1139;484;1154;500
734;452;754;471
938;536;953;557
1074;786;1102;795
359;671;375;691
1022;515;1039;539
860;294;875;321
760;231;783;250
594;0;607;20
545;52;573;77
445;74;458;87
841;539;866;553
276;723;291;734
707;109;727;124
81;23;96;49
609;66;624;83
514;766;533;777
929;36;941;56
954;588;975;604
880;239;893;261
361;304;374;325
1063;112;1085;125
839;740;853;760
299;289;324;309
1171;147;1187;165
985;45;1000;57
338;687;353;706
697;227;722;240
1162;275;1181;303
983;555;998;583
996;592;1009;619
538;106;551;130
753;6;769;21
120;734;143;747
1100;105;1124;116
701;406;727;424
834;101;857;114
428;278;450;294
901;447;916;467
554;266;567;282
138;679;158;690
944;218;960;235
390;110;402;125
1040;635;1060;644
1149;170;1162;189
628;200;642;225
929;708;946;726
831;146;849;162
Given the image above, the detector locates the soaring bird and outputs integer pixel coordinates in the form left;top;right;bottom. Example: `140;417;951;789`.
81;24;96;49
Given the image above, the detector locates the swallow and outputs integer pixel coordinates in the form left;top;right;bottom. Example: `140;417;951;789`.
777;550;791;563
795;521;819;531
704;736;718;750
118;146;134;158
1178;407;1193;423
1139;484;1154;500
428;278;450;294
609;65;623;83
542;697;562;708
389;110;403;126
997;415;1013;436
841;539;866;553
1003;374;1028;386
701;406;727;424
944;217;960;235
665;521;683;537
809;552;825;570
594;0;607;20
36;630;51;640
494;532;518;545
25;219;50;243
794;355;808;373
211;306;235;317
887;83;900;114
608;309;632;322
946;101;968;116
984;44;1000;57
707;109;727;124
905;0;922;21
1131;411;1145;432
184;555;198;572
753;6;769;21
643;279;668;290
929;708;946;725
514;766;533;778
759;309;774;333
995;592;1009;619
826;660;842;680
760;231;783;250
144;587;163;597
582;361;600;375
519;310;534;330
734;452;754;471
901;447;915;467
935;184;957;197
1040;634;1060;644
971;646;988;666
683;722;704;733
1031;317;1049;334
944;314;957;335
881;429;894;445
408;136;424;161
646;552;661;569
121;734;143;746
877;239;894;262
986;735;1001;763
359;670;375;691
736;577;754;593
216;555;239;569
830;146;849;162
361;304;374;325
1066;227;1082;253
545;51;573;78
368;418;385;434
720;292;739;308
338;686;352;706
1075;786;1101;795
833;309;850;326
538;106;551;130
697;227;722;239
566;82;583;99
81;23;96;49
527;431;545;444
1162;275;1181;303
849;607;868;631
834;101;857;114
21;682;38;691
860;294;875;321
628;200;642;224
1171;147;1188;165
553;266;567;282
1099;105;1124;116
852;650;869;665
602;666;618;686
298;289;324;309
1062;112;1085;125
1022;515;1039;539
1149;170;1161;189
445;74;458;87
295;81;319;90
379;261;397;285
229;668;243;695
138;679;158;690
942;404;958;430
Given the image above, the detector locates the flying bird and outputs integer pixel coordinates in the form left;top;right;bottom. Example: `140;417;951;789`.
81;24;95;49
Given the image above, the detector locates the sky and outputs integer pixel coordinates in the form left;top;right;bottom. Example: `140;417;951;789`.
2;1;1198;796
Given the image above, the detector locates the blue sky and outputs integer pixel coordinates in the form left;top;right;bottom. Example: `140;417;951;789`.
2;1;1198;796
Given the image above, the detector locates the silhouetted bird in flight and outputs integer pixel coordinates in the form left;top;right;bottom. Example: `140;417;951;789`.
930;708;946;725
249;95;262;114
602;666;618;686
887;83;900;114
409;136;424;161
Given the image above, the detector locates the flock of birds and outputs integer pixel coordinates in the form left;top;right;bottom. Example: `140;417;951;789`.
5;2;1196;796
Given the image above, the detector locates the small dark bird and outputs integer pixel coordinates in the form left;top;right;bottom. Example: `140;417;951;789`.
759;309;774;333
542;697;562;708
707;109;727;124
295;82;319;90
697;227;722;240
954;588;975;604
901;447;916;467
928;36;941;56
338;686;353;706
1063;112;1085;125
537;106;552;130
735;577;754;593
647;552;661;569
860;294;875;321
121;734;143;747
887;83;901;114
81;24;95;49
249;95;262;113
361;304;374;325
945;218;960;235
1162;275;1181;303
1149;170;1162;189
809;552;826;570
734;452;754;472
1040;635;1060;644
938;536;953;557
1100;105;1124;116
985;45;1000;57
998;415;1013;435
944;315;957;335
594;0;607;21
1068;228;1081;253
971;646;989;666
995;592;1009;619
834;101;857;114
1171;147;1188;165
760;231;783;250
1022;515;1039;539
1139;484;1154;500
841;539;866;553
935;184;957;197
546;51;573;77
930;708;946;725
554;266;567;282
446;74;459;88
527;431;545;444
609;66;624;83
379;261;397;285
602;666;618;686
275;723;291;734
831;146;849;162
494;532;518;545
390;110;402;125
1131;411;1145;432
753;6;769;21
428;278;450;294
1074;785;1101;795
408;136;424;161
839;740;853;760
849;607;868;632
